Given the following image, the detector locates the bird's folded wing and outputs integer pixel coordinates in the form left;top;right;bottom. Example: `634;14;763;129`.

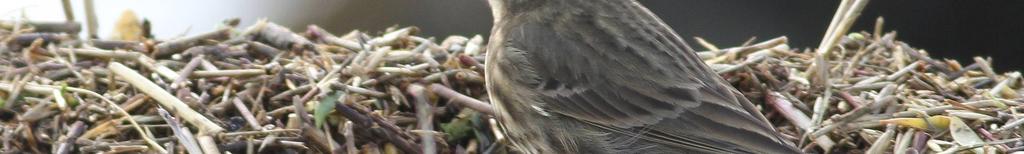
495;19;787;152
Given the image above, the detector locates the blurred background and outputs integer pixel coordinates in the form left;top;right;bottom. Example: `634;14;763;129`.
2;0;1022;71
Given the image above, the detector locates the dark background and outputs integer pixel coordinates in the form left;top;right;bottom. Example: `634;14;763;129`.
314;0;1023;71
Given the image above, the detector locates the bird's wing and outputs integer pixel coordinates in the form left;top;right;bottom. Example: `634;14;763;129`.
490;9;792;152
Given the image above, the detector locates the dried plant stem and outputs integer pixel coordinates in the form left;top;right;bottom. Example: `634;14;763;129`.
348;102;421;153
408;84;437;154
109;62;225;134
995;116;1024;133
331;83;387;97
811;94;895;138
157;108;203;154
46;48;86;84
893;128;915;154
809;0;871;87
258;134;278;152
885;61;922;81
233;97;264;130
137;55;181;80
3;75;30;108
55;121;86;154
766;92;836;150
171;55;204;89
369;27;417;46
197;135;221;154
83;0;97;38
892;100;1019;118
343;121;357;154
989;72;1021;98
865;124;897;154
873;17;884;41
154;28;232;57
57;48;142;59
245;19;315;51
705;37;787;64
428;83;494;115
60;0;74;21
973;57;999;81
191;69;266;78
820;0;852;52
693;37;721;51
223;129;301;137
816;0;871;56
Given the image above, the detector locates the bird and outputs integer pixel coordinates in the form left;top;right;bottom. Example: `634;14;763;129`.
483;0;802;153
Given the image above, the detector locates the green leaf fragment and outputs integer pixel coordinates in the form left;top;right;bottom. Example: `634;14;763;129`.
315;91;344;128
60;83;78;108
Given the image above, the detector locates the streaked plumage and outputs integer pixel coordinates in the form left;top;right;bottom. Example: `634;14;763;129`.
484;0;801;153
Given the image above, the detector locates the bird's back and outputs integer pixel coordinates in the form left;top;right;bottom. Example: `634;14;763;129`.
485;0;800;153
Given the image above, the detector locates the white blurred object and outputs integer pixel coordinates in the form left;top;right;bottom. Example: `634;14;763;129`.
0;0;347;39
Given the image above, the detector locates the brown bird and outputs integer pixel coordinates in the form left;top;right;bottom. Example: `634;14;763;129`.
484;0;801;153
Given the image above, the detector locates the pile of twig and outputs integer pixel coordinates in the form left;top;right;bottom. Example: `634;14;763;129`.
0;17;500;153
700;0;1024;153
3;4;1024;154
699;17;1024;153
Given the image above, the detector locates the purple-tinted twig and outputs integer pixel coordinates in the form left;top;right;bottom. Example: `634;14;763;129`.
428;83;494;116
